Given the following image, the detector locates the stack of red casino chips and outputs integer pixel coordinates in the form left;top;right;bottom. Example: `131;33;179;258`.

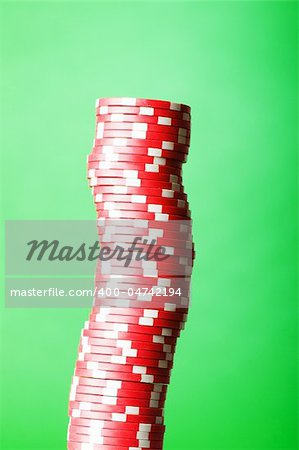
67;98;194;450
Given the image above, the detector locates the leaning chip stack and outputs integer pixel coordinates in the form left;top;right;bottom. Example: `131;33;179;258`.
67;98;194;450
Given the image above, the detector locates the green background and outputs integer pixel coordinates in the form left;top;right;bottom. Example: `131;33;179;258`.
1;1;297;449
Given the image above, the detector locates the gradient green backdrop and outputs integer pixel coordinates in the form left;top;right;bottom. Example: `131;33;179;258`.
1;1;298;449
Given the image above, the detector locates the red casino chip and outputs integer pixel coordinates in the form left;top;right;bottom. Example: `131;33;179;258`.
79;338;176;356
69;400;164;417
92;289;188;303
96;97;191;113
88;313;184;330
87;162;182;178
88;154;183;168
95;201;190;217
88;161;182;175
96;239;194;255
70;384;167;401
70;392;165;409
70;390;166;409
93;294;191;312
79;341;174;360
97;219;192;234
69;417;165;432
89;147;188;162
94;138;189;154
91;306;187;322
95;129;190;145
72;376;168;393
95;216;191;229
96;210;190;222
68;434;163;449
96;208;190;221
75;361;171;378
92;185;188;200
96;229;192;243
96;105;190;121
77;353;173;370
95;258;194;272
94;265;192;278
93;193;187;208
95;254;193;270
78;344;173;369
89;178;183;192
95;256;192;268
69;409;163;425
89;177;184;192
68;424;164;440
93;280;191;294
95;121;190;137
95;113;190;129
95;274;190;284
91;300;188;311
84;321;181;337
94;265;193;280
81;329;178;346
68;441;162;450
74;368;170;385
92;299;190;312
95;278;190;292
88;170;182;183
104;232;193;246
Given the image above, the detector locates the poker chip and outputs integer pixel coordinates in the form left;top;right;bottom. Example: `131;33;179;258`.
89;170;182;183
72;376;167;393
88;154;183;168
96;97;190;113
96;210;190;222
96;113;190;129
69;417;166;432
84;321;181;337
89;146;188;162
75;360;170;377
82;329;178;346
93;185;188;202
93;193;188;208
89;177;184;191
70;384;167;401
88;306;188;323
95;129;190;145
67;98;194;449
94;264;192;278
69;407;164;423
79;340;175;359
96;228;192;243
69;400;164;417
77;354;173;372
93;278;192;291
88;161;183;175
68;424;164;440
95;121;190;137
68;441;163;450
88;166;182;179
69;391;166;409
96;105;190;121
74;368;170;385
88;313;184;330
94;138;189;154
94;203;190;219
68;434;163;448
